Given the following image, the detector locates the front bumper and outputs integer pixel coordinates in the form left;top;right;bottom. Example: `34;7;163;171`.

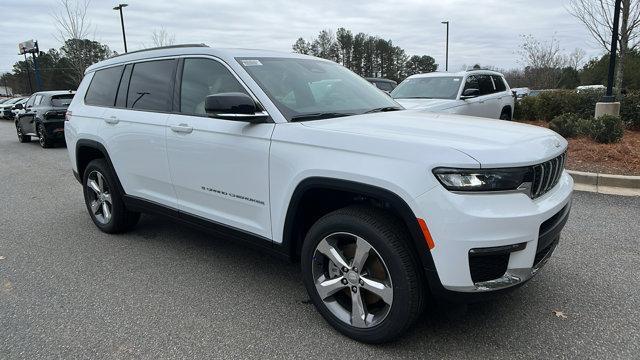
416;171;573;295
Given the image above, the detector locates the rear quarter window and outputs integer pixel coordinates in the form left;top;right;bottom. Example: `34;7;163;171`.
492;76;507;92
84;66;124;107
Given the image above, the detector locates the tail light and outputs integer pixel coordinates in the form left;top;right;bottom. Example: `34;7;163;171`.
65;110;72;121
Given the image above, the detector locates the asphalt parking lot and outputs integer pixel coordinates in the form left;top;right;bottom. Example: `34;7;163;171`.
0;119;638;359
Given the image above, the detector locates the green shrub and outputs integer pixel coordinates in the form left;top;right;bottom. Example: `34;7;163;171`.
549;113;581;138
515;90;600;122
589;114;625;143
514;96;539;120
575;117;593;136
620;91;640;130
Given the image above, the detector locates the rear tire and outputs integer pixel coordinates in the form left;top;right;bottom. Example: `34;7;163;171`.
499;107;512;121
301;205;425;343
37;123;53;148
82;159;140;233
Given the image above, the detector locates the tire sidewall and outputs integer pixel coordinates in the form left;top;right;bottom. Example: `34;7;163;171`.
82;159;122;233
301;211;417;343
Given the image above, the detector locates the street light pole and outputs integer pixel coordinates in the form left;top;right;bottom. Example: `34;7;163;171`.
604;0;622;102
113;4;129;53
441;21;449;71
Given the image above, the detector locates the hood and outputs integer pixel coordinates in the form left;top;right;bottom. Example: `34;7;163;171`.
301;110;566;168
395;98;460;110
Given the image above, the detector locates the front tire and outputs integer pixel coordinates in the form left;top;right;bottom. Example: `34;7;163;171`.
82;159;140;233
301;205;425;343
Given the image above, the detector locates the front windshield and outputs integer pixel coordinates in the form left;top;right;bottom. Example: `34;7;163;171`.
391;76;462;100
237;57;400;121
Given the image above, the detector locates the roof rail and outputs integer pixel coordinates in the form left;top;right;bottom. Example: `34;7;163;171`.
110;43;209;58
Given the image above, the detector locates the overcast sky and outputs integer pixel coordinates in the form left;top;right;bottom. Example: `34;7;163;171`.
1;0;605;74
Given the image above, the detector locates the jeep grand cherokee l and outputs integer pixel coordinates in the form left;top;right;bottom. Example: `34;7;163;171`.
64;44;573;343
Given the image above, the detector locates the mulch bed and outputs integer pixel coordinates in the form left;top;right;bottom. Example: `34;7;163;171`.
517;120;640;176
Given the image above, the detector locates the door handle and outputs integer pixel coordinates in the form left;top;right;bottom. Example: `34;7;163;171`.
104;116;119;124
170;124;193;134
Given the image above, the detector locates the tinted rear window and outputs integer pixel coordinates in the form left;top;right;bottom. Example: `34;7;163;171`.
376;82;395;92
127;60;175;112
84;66;124;106
51;94;74;107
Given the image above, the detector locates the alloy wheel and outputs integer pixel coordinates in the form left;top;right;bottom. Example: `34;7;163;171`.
37;125;46;147
16;126;24;141
86;170;113;224
312;232;393;328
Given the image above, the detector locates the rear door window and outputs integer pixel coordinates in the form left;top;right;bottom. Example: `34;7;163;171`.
127;60;176;112
477;75;495;95
85;66;124;107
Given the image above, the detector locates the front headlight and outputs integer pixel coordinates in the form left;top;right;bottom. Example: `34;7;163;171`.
433;167;531;192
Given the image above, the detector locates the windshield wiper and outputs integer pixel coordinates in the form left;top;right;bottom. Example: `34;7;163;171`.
363;106;403;114
394;96;434;99
290;112;355;122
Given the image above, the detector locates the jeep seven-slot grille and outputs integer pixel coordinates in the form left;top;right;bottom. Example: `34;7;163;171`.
530;152;566;199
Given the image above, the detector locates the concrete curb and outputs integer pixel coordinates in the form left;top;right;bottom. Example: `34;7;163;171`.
567;170;640;196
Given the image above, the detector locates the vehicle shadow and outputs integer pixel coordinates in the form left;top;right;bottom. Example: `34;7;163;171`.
122;212;547;353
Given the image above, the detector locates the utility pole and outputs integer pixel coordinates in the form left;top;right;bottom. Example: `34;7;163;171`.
23;53;33;94
32;41;43;91
595;0;622;117
113;4;129;53
441;21;449;71
604;0;622;102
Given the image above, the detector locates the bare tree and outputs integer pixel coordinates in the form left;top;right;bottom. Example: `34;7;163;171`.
517;35;572;89
151;27;176;48
51;0;92;43
50;0;109;86
567;0;640;93
567;48;587;69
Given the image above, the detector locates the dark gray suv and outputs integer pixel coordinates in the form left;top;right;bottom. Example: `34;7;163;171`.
15;91;75;148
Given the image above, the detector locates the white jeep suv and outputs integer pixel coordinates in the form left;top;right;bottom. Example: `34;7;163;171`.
65;45;572;343
392;70;515;120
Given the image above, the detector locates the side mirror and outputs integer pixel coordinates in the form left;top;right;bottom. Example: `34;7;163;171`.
460;88;480;99
204;92;268;123
13;103;23;110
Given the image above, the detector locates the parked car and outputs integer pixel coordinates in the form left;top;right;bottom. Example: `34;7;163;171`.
391;70;515;120
511;87;530;100
366;77;397;93
15;91;74;147
10;97;28;120
65;45;572;343
0;97;27;119
576;85;605;93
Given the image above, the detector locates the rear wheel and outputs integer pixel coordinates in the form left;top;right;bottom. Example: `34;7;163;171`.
16;125;30;143
83;159;140;233
37;123;53;148
499;107;512;121
301;205;425;343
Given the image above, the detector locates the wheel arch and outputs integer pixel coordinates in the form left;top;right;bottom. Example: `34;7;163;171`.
75;139;126;195
282;177;437;273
